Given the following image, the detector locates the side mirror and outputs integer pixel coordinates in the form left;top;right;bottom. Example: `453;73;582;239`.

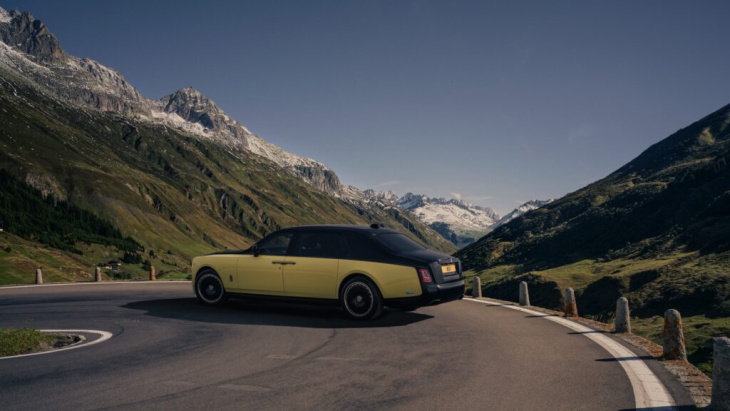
252;245;260;257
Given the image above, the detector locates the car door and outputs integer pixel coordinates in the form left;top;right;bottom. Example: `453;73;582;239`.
235;231;292;295
282;231;339;299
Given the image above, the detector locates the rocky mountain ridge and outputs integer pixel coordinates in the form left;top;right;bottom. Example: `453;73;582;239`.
0;5;456;258
0;6;344;196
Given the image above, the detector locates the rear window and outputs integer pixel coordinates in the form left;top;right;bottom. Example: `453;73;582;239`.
374;233;425;252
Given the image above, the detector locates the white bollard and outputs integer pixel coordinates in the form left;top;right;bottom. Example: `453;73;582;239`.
472;277;482;298
564;288;578;317
615;297;631;333
712;337;730;411
519;281;530;306
662;309;686;360
94;267;102;282
150;265;156;281
35;268;43;285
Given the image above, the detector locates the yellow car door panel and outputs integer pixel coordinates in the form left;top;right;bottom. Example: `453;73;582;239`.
235;255;285;295
282;257;339;299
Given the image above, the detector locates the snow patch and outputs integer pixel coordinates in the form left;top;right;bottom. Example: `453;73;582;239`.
247;134;330;171
0;7;11;24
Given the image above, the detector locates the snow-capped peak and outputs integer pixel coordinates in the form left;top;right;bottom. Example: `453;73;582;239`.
493;199;554;228
0;7;11;24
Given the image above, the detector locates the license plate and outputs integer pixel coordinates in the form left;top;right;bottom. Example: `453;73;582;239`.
442;264;456;274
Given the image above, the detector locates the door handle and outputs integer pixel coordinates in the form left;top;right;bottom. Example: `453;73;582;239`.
272;261;296;265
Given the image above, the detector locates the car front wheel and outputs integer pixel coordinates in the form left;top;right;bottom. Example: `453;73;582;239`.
195;270;227;306
341;277;383;320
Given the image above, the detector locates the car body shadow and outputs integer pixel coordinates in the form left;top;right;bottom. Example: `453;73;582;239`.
121;297;434;329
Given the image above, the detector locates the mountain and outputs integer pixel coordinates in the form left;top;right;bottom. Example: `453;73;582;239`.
364;190;552;248
455;103;730;375
0;7;454;284
361;191;498;247
492;199;554;228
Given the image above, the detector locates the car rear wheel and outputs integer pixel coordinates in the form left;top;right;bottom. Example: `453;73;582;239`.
341;277;383;320
195;270;227;306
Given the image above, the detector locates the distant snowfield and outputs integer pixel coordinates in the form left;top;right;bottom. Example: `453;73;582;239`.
412;202;497;231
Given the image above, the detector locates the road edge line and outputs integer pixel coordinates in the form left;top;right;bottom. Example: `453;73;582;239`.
0;330;113;361
463;298;676;409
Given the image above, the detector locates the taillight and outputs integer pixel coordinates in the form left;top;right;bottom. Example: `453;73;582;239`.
417;268;433;283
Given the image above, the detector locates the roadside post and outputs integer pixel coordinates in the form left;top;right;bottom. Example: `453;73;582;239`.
472;277;482;298
662;309;686;360
564;288;578;317
712;337;730;411
94;267;102;282
615;297;631;333
150;265;156;281
35;268;43;285
519;281;530;306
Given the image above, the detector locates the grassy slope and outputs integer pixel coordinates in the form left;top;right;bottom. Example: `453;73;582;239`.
0;328;57;356
0;66;453;285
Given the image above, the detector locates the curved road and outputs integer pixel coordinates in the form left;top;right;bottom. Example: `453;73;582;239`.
0;282;692;410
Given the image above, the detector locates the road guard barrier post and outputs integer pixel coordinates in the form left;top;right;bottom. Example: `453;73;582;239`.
472;277;482;298
35;268;43;284
564;288;578;317
662;309;686;360
150;265;156;281
519;281;530;306
712;337;730;411
615;297;631;333
94;267;102;282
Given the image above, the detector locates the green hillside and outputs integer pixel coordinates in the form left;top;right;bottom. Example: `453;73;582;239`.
456;103;730;375
0;64;453;285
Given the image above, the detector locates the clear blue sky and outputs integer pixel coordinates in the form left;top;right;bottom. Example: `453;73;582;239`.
6;1;730;215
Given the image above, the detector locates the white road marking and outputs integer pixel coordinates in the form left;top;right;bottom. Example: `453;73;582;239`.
0;329;113;361
0;281;191;290
463;298;676;409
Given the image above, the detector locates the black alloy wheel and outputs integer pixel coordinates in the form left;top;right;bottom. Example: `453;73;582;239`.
341;277;383;320
195;270;227;306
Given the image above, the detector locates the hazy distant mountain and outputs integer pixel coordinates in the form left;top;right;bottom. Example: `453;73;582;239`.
493;199;554;228
362;191;553;247
0;6;454;283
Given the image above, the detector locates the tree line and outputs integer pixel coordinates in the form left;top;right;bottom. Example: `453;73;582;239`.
0;169;141;254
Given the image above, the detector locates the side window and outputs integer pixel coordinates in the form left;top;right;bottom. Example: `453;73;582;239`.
256;232;293;256
341;233;388;260
291;232;339;258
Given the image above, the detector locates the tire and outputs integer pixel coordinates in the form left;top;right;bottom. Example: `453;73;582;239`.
340;276;383;320
195;270;228;306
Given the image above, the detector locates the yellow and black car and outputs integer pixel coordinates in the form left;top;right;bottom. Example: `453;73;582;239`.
191;224;465;320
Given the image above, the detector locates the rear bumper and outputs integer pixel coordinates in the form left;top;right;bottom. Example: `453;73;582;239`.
422;279;466;304
386;279;465;308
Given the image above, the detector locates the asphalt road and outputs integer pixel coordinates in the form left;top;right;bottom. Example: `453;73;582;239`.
0;282;693;410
